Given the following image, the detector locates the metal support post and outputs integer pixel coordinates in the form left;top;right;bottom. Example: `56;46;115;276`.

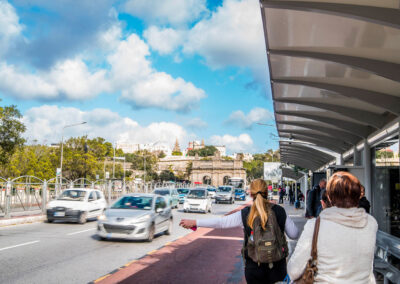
42;180;47;214
363;139;372;203
353;146;361;166
5;179;12;218
108;180;112;205
336;154;344;165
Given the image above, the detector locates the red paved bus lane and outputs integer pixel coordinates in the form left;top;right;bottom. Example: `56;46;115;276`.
95;226;245;284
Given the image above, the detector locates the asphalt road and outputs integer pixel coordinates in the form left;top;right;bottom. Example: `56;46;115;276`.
0;199;249;284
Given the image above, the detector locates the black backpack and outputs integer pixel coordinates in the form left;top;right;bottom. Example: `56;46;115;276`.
241;203;288;267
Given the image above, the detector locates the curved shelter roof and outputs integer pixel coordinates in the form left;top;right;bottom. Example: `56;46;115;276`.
260;0;400;170
282;167;305;181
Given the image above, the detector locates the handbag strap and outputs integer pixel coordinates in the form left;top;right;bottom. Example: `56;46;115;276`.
311;217;321;261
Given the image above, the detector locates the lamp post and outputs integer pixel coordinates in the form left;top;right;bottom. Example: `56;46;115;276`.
114;156;126;194
59;122;87;188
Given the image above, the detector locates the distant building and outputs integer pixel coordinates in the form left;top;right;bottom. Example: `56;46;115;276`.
116;142;172;156
215;145;226;156
172;138;181;153
231;153;253;162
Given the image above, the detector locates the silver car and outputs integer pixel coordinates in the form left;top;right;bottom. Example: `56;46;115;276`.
97;193;172;242
215;186;235;204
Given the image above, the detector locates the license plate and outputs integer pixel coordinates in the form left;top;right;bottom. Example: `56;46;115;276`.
54;212;65;217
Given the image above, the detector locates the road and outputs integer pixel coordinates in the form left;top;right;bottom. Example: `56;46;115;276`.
0;199;249;284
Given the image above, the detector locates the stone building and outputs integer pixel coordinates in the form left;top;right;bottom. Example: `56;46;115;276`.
190;152;246;186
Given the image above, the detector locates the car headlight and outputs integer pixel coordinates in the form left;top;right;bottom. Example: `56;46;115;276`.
98;214;107;221
135;215;151;223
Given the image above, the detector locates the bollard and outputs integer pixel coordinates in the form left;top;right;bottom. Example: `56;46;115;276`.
42;180;47;214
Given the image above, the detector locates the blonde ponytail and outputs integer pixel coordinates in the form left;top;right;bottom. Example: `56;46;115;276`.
247;179;269;230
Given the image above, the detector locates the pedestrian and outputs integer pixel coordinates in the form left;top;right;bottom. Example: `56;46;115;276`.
306;178;326;218
279;186;284;204
288;172;378;283
320;189;331;210
289;187;294;205
359;185;371;213
179;179;299;284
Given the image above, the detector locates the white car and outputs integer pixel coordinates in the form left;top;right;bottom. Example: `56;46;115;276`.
183;188;212;214
46;188;107;224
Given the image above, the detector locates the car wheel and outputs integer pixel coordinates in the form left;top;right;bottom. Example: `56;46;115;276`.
147;224;155;242
78;212;87;224
208;207;211;213
165;219;173;235
47;218;54;223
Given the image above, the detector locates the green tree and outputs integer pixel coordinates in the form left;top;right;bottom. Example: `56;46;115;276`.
0;101;26;167
159;170;175;181
188;146;217;157
172;151;183;156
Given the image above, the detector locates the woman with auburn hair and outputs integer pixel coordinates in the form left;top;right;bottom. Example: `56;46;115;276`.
288;172;378;283
180;179;299;283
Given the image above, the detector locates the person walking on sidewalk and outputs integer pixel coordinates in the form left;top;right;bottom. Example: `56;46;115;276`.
288;172;378;283
306;179;326;218
180;179;299;284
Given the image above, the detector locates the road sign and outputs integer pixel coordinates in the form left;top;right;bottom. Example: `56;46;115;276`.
56;168;61;176
105;172;110;179
96;175;99;180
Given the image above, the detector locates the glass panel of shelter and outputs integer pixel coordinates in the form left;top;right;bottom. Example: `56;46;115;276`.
371;135;400;238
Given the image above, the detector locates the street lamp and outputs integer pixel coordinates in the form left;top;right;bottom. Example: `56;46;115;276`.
59;122;87;187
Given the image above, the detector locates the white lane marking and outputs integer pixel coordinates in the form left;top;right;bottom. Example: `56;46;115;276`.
0;240;40;252
67;228;96;236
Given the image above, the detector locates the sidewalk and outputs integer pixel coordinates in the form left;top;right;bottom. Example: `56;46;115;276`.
94;200;307;284
0;211;45;227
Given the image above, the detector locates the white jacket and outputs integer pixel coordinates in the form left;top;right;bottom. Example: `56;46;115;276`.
288;207;378;283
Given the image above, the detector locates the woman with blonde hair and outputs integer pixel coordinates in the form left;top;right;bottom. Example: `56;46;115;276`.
180;179;299;283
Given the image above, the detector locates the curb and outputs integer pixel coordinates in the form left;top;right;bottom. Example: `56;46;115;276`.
0;215;45;227
92;201;253;284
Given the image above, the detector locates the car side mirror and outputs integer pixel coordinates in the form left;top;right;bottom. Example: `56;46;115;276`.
156;208;163;213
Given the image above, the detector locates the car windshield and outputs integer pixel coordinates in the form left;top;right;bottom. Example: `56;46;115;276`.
154;189;170;196
218;187;232;192
207;188;216;192
235;189;245;193
177;189;189;194
58;190;86;201
187;190;206;199
111;196;153;210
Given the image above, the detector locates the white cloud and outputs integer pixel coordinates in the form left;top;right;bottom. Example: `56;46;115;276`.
0;1;23;54
226;107;273;129
143;26;185;55
0;59;109;100
0;29;206;111
123;0;207;27
183;0;266;80
186;118;208;129
120;71;205;112
210;133;253;153
22;105;188;147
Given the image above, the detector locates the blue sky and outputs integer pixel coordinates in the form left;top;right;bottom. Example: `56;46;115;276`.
0;0;277;154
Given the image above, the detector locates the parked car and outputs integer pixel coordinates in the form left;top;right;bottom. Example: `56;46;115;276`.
234;188;246;201
177;188;190;204
153;188;179;208
183;188;212;213
215;186;235;204
206;186;217;198
46;188;107;224
97;193;172;242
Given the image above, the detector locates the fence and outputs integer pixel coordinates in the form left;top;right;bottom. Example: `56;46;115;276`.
0;176;194;218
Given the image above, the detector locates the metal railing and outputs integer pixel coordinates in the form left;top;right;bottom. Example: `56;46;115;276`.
375;230;400;284
0;176;194;218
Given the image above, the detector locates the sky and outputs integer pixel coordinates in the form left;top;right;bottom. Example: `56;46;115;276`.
0;0;278;154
